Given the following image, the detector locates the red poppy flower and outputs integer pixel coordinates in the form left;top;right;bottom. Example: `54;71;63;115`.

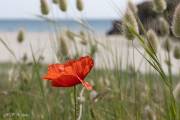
43;56;94;90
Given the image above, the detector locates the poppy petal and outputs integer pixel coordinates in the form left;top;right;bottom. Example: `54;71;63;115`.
42;56;94;90
52;74;92;90
80;56;94;77
51;74;80;87
43;64;64;80
71;56;94;79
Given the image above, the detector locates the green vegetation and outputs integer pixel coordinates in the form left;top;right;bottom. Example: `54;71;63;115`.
0;0;180;120
0;62;179;120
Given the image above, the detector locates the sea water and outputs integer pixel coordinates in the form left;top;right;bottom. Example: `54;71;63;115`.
0;19;113;34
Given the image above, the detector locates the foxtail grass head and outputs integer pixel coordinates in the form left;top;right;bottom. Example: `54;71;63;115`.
59;0;67;12
80;40;87;45
40;0;49;15
79;31;87;45
17;29;25;43
79;31;88;45
153;0;167;13
172;3;180;38
22;53;28;62
162;38;172;52
122;8;139;40
53;0;59;4
173;82;180;102
66;30;75;40
76;0;84;12
158;17;169;37
90;44;97;57
128;1;138;14
57;36;69;60
147;29;158;53
173;46;180;59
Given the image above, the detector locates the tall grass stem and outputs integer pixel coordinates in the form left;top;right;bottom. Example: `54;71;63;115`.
74;86;77;120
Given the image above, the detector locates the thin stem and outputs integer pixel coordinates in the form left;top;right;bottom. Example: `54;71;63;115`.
74;86;77;120
167;50;172;85
167;50;177;120
132;40;136;73
132;40;138;119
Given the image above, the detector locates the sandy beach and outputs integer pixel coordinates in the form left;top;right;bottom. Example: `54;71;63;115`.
0;31;180;74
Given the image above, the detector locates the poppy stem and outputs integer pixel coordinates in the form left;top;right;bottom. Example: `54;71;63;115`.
74;86;77;120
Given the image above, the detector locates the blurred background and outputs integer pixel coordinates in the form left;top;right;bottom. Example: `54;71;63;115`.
0;0;143;63
0;0;180;120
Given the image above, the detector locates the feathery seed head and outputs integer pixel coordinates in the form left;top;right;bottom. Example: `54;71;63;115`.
173;46;180;59
59;0;67;12
90;44;97;57
79;31;85;37
76;0;84;12
162;38;172;52
172;3;180;37
53;0;59;4
17;29;25;43
40;0;49;15
164;59;172;67
147;29;158;53
66;30;75;40
128;1;138;14
122;8;139;40
158;17;169;36
173;82;180;102
153;0;167;13
22;54;28;62
79;31;87;45
57;36;69;60
80;40;87;45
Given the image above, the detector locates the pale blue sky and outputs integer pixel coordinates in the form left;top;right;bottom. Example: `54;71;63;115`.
0;0;144;19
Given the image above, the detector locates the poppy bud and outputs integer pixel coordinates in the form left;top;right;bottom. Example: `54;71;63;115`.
17;29;25;43
40;0;49;15
172;3;180;37
158;17;169;36
59;0;67;12
173;46;180;59
76;0;84;11
153;0;167;13
122;8;139;40
147;29;158;53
